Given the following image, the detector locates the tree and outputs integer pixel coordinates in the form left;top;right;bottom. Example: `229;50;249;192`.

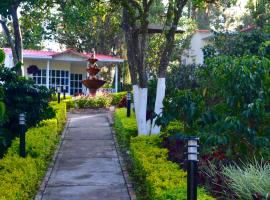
0;0;27;74
112;0;191;134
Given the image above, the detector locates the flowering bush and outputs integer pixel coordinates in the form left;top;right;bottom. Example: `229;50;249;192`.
74;93;113;108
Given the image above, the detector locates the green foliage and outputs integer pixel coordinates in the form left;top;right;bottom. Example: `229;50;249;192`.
52;1;123;53
74;94;113;109
130;136;214;200
222;159;270;200
0;101;66;200
157;90;204;135
203;31;270;60
167;63;200;95
114;108;137;149
159;55;270;159
111;92;127;105
0;64;52;134
114;108;213;199
49;102;67;133
63;99;75;110
0;49;5;63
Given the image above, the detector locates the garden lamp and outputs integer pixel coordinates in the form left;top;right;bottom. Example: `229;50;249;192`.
126;92;131;117
19;113;26;158
57;86;61;103
186;137;199;200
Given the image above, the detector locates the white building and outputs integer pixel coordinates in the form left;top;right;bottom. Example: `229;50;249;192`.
181;30;212;65
3;48;124;95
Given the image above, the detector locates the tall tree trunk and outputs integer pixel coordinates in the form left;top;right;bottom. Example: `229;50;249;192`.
151;0;187;134
0;18;18;65
11;5;23;75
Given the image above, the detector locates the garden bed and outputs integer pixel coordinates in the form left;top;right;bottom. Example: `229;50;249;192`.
114;108;214;200
0;101;67;200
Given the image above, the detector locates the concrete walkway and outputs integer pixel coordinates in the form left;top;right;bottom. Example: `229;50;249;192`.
41;111;130;200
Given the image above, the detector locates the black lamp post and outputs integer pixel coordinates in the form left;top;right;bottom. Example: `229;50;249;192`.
126;92;131;117
187;137;199;200
19;113;26;158
63;86;66;99
57;86;61;103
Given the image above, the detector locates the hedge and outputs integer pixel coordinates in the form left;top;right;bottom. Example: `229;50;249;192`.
114;108;137;149
74;94;113;109
131;136;214;200
111;91;127;105
0;101;66;200
114;108;214;200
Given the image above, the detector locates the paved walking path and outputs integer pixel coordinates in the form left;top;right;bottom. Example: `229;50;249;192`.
41;111;130;200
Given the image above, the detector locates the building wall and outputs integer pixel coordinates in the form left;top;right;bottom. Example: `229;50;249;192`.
181;31;212;65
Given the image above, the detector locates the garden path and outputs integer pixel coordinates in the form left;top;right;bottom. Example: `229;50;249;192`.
40;111;130;200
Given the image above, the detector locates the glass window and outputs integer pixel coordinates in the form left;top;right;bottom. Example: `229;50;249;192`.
32;69;47;87
70;73;83;95
49;70;70;93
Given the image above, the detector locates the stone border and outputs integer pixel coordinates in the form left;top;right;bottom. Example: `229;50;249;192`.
34;117;71;200
107;108;137;200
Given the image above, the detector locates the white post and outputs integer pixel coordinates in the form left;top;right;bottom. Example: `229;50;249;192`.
115;64;118;93
46;60;50;89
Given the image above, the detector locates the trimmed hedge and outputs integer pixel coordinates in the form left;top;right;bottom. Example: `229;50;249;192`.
114;108;214;200
74;95;113;109
111;91;127;105
131;136;214;200
0;101;66;200
49;102;67;132
114;108;137;149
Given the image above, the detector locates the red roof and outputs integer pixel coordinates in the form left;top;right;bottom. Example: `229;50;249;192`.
3;48;124;62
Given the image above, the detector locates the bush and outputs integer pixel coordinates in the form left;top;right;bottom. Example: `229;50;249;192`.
63;99;75;110
114;108;137;149
49;102;67;133
130;136;214;200
222;159;270;200
0;101;66;200
0;64;52;150
111;92;127;105
114;108;214;200
74;94;112;109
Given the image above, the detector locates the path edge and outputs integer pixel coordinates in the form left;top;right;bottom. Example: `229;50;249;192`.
107;107;137;200
34;116;71;200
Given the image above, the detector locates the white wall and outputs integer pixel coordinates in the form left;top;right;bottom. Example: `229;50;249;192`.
181;31;212;65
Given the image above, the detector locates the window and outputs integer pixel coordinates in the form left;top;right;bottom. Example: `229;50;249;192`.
70;73;83;95
49;70;69;93
32;69;47;86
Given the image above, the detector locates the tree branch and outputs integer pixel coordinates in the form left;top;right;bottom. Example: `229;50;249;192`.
0;17;18;65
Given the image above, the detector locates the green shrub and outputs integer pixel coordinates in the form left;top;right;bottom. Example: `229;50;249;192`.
130;136;214;200
114;108;137;149
74;94;112;108
111;92;127;105
51;94;72;101
222;159;270;200
49;102;67;132
63;99;75;110
114;108;214;200
0;101;66;200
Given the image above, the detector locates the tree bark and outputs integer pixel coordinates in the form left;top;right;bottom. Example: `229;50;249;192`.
0;18;18;65
11;5;23;75
151;0;188;134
